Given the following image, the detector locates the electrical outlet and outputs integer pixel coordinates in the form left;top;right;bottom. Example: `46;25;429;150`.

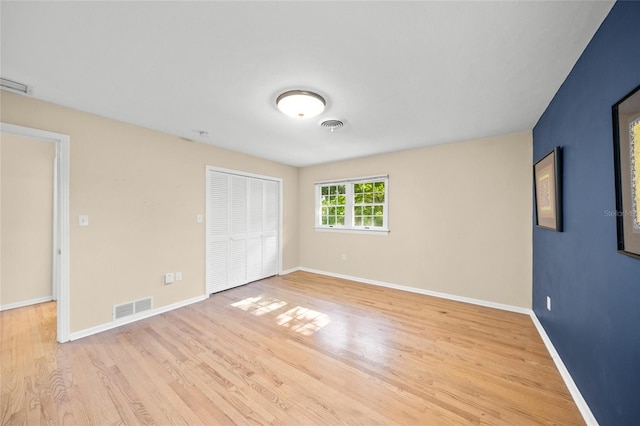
341;254;347;261
164;273;174;285
176;272;182;281
79;215;89;226
546;296;551;311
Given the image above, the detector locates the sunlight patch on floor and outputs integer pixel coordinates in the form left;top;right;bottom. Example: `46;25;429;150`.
231;296;330;335
231;296;287;316
276;306;331;336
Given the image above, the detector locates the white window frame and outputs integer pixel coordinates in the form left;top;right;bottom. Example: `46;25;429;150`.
315;175;389;235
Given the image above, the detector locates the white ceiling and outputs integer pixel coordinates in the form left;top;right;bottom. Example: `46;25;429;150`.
1;1;614;167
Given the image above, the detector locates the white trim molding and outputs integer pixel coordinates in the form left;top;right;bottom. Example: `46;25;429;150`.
529;314;599;425
68;294;208;341
0;296;54;312
280;267;301;276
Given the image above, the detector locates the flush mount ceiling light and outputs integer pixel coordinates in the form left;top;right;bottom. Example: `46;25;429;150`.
276;90;325;118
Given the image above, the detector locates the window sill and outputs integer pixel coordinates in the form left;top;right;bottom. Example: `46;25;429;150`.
314;227;390;236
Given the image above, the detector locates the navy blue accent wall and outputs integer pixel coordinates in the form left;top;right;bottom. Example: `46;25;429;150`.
533;2;640;425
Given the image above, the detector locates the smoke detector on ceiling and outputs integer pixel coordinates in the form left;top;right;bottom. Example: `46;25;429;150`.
320;119;345;132
0;77;33;95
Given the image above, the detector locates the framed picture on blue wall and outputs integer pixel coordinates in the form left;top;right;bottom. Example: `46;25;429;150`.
534;147;563;231
612;84;640;259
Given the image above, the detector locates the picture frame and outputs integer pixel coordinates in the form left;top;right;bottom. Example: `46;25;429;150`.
612;84;640;259
534;146;563;231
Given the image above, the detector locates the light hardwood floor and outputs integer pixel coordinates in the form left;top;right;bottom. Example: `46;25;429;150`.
1;271;584;425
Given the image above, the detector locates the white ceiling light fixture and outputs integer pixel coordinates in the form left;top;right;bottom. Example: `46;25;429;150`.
276;90;326;119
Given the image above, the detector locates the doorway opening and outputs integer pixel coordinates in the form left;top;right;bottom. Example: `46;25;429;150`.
0;123;70;343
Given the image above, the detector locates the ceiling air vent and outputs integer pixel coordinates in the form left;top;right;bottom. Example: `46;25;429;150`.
320;119;345;132
0;78;33;95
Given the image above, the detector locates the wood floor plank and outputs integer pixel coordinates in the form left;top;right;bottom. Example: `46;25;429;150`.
0;272;585;425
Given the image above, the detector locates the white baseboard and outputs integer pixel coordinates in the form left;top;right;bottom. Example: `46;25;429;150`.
297;267;530;314
0;295;53;311
294;267;597;425
529;313;599;425
68;294;208;341
280;267;301;275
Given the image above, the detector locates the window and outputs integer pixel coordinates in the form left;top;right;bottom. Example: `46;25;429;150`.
319;184;346;226
315;175;389;233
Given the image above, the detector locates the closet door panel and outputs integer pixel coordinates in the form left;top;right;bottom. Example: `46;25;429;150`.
230;175;247;237
229;239;247;287
246;237;263;282
206;171;229;294
263;236;278;277
246;178;264;282
263;180;279;276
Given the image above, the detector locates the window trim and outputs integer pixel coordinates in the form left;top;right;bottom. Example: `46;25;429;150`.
314;175;389;235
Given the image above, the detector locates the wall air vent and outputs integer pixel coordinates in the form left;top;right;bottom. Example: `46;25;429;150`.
114;302;134;320
113;297;153;321
0;77;33;95
134;298;152;313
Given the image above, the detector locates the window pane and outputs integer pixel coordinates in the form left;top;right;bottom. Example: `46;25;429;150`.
318;178;387;230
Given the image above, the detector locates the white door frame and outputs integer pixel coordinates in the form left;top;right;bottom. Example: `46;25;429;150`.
205;165;283;295
1;123;70;343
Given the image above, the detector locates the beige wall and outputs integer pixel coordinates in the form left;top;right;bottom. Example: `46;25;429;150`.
0;91;299;332
0;89;532;333
1;133;56;306
299;132;533;308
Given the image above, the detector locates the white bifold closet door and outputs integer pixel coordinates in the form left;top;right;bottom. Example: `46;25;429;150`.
207;168;279;294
